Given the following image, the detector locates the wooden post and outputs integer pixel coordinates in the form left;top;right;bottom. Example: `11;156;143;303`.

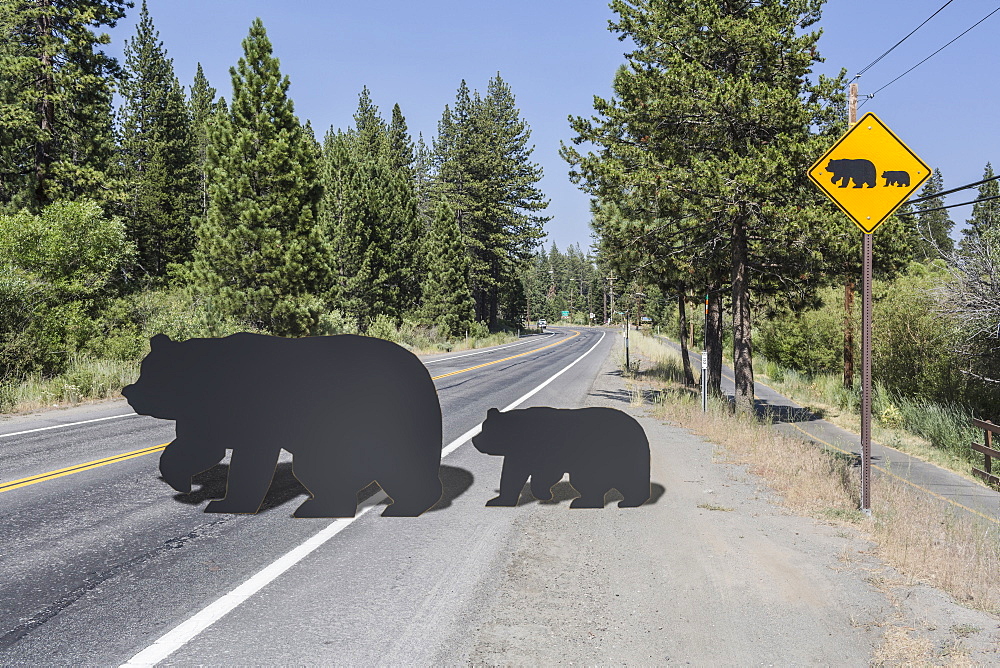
843;82;858;390
608;273;616;325
986;428;993;477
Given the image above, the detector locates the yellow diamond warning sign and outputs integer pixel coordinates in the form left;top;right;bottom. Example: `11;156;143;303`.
808;112;931;234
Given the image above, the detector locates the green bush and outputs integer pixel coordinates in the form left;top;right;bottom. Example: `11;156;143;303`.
872;263;965;404
0;201;135;378
756;286;845;375
316;309;360;336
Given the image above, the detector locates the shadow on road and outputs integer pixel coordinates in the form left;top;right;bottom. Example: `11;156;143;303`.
426;465;474;512
753;400;822;425
169;463;474;516
589;388;634;405
495;480;667;508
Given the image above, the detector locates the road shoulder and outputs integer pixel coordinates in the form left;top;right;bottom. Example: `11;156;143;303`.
456;339;1000;665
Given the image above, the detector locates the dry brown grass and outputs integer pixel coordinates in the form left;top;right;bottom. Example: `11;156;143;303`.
872;626;935;666
628;333;1000;617
870;477;1000;613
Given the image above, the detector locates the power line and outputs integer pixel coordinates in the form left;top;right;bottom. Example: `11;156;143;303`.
910;193;1000;215
908;173;1000;206
859;5;1000;109
852;0;956;80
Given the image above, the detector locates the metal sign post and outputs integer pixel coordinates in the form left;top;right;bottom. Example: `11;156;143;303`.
861;233;873;514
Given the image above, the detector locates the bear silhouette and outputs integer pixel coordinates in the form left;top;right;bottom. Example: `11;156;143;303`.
881;170;910;187
826;158;876;188
122;333;444;517
471;406;651;508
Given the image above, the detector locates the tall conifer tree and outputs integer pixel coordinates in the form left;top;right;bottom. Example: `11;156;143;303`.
421;199;475;337
191;18;327;336
915;168;954;258
188;62;217;218
564;0;846;411
0;0;130;209
433;75;548;328
961;162;1000;249
319;91;421;327
118;0;199;278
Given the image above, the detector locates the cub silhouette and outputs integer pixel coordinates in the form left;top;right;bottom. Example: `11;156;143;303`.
122;333;444;517
826;158;876;188
472;407;651;508
881;170;910;187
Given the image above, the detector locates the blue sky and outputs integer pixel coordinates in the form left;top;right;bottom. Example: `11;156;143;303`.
105;1;998;252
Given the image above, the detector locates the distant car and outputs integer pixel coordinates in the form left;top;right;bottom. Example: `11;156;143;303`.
537;319;547;331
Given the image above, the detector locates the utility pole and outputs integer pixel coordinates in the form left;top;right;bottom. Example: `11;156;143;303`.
603;285;607;325
844;82;858;390
607;273;616;326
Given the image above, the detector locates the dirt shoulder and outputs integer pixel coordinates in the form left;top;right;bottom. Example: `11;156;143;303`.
456;340;1000;665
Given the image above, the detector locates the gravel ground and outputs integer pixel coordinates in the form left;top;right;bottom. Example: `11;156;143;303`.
451;340;1000;665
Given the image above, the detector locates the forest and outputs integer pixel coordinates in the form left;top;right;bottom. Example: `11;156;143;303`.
0;1;564;409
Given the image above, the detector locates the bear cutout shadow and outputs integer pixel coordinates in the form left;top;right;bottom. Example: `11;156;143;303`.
123;332;448;518
472;406;659;508
174;462;474;516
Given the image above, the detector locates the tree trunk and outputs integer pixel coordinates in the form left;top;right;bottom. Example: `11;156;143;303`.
843;280;855;388
732;218;754;413
488;284;499;331
677;288;695;386
706;286;723;397
34;0;55;207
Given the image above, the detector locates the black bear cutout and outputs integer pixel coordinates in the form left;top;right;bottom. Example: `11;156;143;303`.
881;170;910;187
122;333;444;517
471;406;651;508
826;158;876;188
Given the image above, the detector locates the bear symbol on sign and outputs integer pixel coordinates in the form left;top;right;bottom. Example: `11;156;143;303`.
826;158;876;188
881;170;910;187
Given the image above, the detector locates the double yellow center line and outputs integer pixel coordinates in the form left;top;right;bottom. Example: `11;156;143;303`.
0;330;582;494
0;444;167;493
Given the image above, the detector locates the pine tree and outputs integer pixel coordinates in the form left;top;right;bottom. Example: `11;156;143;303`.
319;91;421;328
388;103;415;174
433;75;549;328
413;132;434;231
190;18;327;336
564;0;846;411
421;199;475;337
0;0;130;209
961;162;1000;249
188;62;217;218
118;0;199;279
914;168;954;258
320;127;367;319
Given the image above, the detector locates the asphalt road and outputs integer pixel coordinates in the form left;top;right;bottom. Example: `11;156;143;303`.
0;327;613;665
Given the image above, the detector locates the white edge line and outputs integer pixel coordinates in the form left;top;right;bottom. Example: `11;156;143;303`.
0;412;138;439
121;329;608;667
423;332;554;364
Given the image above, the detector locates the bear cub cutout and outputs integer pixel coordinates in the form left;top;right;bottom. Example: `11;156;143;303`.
122;333;444;518
472;406;651;508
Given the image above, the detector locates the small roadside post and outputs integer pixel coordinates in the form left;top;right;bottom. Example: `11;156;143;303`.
702;294;708;413
624;311;630;372
807;86;930;514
